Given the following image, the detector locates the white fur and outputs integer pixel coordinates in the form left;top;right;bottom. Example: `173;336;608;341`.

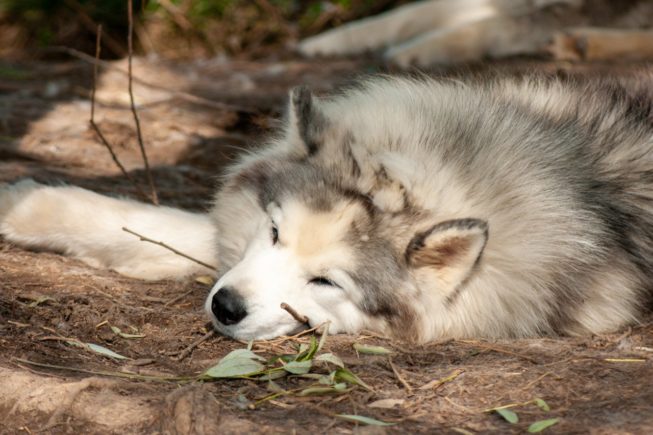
204;200;373;339
0;180;217;280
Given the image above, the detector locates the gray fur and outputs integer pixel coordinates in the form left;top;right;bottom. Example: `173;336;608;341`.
211;74;653;340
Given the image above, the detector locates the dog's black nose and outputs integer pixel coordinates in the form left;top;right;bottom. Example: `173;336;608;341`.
211;287;247;325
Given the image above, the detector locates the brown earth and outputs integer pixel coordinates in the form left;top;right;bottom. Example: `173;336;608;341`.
1;56;652;434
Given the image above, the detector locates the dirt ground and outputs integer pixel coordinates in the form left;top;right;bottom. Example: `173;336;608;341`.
1;55;652;434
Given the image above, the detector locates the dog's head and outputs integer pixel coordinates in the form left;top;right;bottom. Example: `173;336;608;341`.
205;86;488;341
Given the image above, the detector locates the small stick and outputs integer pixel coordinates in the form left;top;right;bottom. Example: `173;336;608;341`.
457;340;539;364
90;25;150;203
388;357;413;393
280;302;309;324
164;288;196;307
260;321;327;346
174;330;217;361
417;368;463;390
90;24;100;122
12;358;193;383
122;226;218;271
128;0;158;205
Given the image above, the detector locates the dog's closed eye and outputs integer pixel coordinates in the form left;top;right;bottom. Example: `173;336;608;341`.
309;277;339;287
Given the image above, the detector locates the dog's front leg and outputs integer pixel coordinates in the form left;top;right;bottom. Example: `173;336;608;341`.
0;179;217;280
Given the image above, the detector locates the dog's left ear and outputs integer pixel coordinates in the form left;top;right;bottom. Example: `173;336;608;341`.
286;86;327;156
405;219;488;294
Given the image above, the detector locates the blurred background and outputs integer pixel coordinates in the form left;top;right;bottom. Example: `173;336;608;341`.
0;0;409;60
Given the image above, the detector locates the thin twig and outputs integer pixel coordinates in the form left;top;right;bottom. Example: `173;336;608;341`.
38;335;81;343
417;368;464;390
280;302;309;324
128;0;158;205
457;340;539;364
388;357;413;393
90;24;100;122
49;46;257;113
257;321;329;347
90;25;150;202
12;358;193;383
122;226;218;271
174;330;217;361
519;371;553;391
164;288;196;307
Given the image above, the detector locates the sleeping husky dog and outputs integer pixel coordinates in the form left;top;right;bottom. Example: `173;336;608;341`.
1;76;652;342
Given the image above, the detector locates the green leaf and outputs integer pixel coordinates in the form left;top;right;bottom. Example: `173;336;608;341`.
266;380;285;393
204;349;266;378
297;336;319;362
333;382;347;391
495;408;519;424
110;326;145;339
317;321;330;353
306;335;320;360
283;359;312;374
28;296;55;308
194;275;215;286
335;414;395;426
225;349;266;361
334;368;372;391
528;418;559;433
315;352;344;367
295;373;324;380
534;398;550;412
269;354;295;364
319;374;335;385
258;370;287;381
296;343;309;356
353;343;393;355
86;343;129;360
297;387;342;396
368;398;405;409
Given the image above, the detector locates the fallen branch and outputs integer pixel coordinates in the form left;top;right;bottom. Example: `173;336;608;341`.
174;330;217;361
280;302;309;324
259;321;330;347
388;357;412;393
128;0;158;205
457;340;539;364
164;288;196;307
122;226;218;271
417;368;463;390
89;24;150;203
12;358;193;383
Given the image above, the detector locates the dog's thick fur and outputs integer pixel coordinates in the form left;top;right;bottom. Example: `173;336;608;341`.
1;76;652;342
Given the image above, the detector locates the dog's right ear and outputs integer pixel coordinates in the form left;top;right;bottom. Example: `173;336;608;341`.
405;218;488;296
286;86;327;156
